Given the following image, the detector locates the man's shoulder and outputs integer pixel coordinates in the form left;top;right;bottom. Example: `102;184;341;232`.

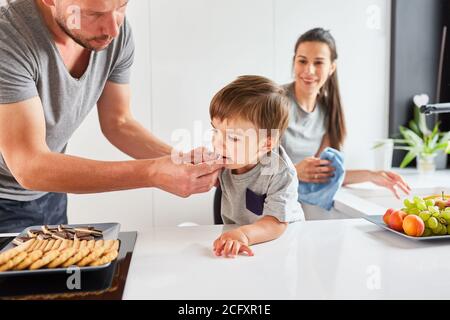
0;0;36;49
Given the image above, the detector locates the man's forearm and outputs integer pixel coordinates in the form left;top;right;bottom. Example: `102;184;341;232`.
16;151;157;194
103;118;173;159
239;217;287;246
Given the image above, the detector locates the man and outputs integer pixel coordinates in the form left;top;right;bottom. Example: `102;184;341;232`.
0;0;222;232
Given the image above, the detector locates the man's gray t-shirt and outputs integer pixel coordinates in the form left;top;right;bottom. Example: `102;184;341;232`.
0;0;135;201
281;82;327;165
219;146;305;225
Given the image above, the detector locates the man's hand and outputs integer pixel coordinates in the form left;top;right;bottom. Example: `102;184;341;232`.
184;147;221;165
213;228;254;258
152;153;223;198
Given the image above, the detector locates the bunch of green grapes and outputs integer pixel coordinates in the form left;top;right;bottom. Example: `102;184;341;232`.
402;196;450;236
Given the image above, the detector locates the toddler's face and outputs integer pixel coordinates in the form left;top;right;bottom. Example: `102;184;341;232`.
211;118;270;170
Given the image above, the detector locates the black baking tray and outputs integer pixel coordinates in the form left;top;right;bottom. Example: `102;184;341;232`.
0;231;137;299
0;223;121;277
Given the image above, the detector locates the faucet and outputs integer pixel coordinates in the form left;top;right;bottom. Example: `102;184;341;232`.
420;103;450;115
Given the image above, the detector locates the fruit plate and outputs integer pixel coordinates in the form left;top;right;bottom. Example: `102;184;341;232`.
364;215;450;241
0;223;120;277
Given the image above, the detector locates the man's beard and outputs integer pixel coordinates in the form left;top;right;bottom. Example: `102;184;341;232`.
56;18;112;52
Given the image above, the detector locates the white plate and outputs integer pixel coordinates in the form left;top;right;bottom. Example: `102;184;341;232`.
364;215;450;241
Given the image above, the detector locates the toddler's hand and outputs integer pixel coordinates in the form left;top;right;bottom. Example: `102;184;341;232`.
213;228;254;258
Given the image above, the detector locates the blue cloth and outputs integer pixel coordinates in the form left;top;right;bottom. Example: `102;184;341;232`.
298;147;345;211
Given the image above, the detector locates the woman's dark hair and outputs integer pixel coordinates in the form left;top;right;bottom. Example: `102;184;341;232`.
293;28;347;150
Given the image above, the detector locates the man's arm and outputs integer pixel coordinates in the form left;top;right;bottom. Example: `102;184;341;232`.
97;81;172;159
0;97;221;196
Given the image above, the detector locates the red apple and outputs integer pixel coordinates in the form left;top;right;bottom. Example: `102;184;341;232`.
402;215;425;237
388;210;407;232
383;208;396;225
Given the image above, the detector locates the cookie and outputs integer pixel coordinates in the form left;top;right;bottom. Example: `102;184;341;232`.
29;250;59;270
51;239;63;251
103;239;115;251
47;248;77;269
58;239;70;251
79;240;88;250
14;250;44;270
36;240;48;251
62;247;90;268
0;239;35;265
72;238;80;250
43;239;56;252
87;240;95;250
94;240;104;248
90;250;119;267
109;240;120;252
12;237;32;246
27;239;42;252
77;247;105;267
0;251;28;272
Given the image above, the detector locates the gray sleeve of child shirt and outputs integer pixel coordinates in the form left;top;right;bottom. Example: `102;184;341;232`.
262;167;305;223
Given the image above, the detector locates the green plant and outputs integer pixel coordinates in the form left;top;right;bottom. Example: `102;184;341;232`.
393;105;450;168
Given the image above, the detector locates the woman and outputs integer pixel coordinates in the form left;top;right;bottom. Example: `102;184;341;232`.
282;28;411;202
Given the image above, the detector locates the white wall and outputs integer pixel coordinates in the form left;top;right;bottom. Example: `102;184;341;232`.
273;0;391;169
67;0;391;229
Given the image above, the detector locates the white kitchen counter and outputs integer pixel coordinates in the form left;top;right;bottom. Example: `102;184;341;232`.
1;169;448;300
335;169;450;218
2;217;450;299
122;218;450;300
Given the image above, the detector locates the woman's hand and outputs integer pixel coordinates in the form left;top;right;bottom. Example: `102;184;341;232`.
295;157;335;183
369;170;411;199
213;228;254;258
